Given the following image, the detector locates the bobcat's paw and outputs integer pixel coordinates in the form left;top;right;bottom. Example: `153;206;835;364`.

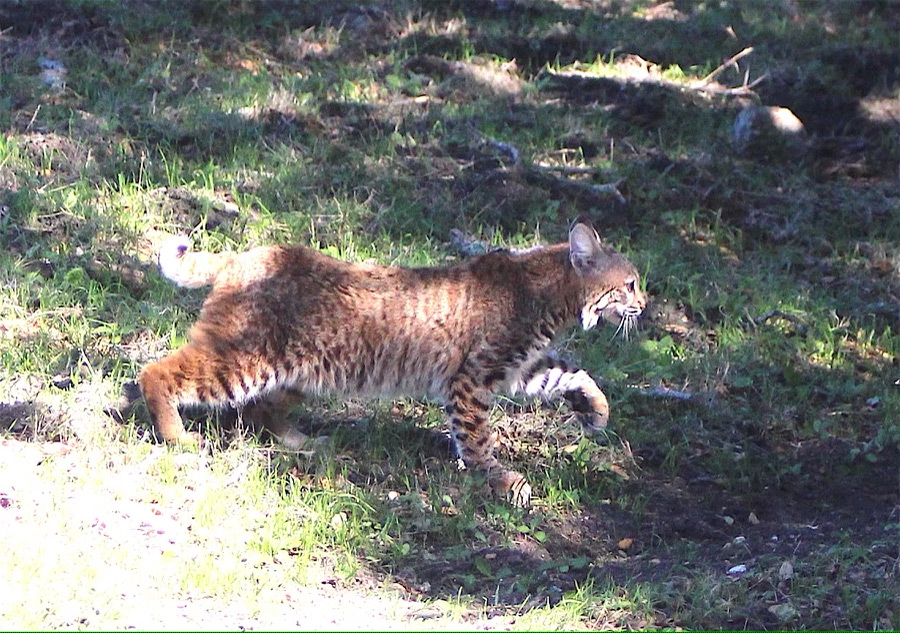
278;427;311;451
171;430;203;450
489;469;533;508
565;389;609;435
576;410;609;436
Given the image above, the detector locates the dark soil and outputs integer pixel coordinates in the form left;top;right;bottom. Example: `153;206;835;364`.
386;433;898;629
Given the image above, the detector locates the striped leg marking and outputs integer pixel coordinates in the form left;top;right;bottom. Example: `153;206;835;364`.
521;358;610;434
447;373;532;507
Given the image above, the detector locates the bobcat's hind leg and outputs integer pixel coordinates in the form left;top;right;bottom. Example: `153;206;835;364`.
520;357;610;435
139;343;248;445
140;347;193;444
447;373;532;507
241;388;309;450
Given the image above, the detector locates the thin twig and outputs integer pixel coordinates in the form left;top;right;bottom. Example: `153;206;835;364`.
26;104;41;131
695;46;754;87
697;72;769;97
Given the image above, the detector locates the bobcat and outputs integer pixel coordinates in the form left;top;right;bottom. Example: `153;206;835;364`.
139;222;646;505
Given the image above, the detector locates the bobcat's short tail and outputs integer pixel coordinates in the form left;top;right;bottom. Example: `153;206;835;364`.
158;235;231;288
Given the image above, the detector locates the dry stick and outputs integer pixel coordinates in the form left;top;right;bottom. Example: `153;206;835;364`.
26;104;41;131
486;139;521;166
486;138;627;204
582;179;626;204
448;228;491;257
527;166;627;204
754;309;807;328
547;48;762;100
698;72;770;97
369;95;433;109
637;386;699;401
732;72;769;92
694;46;755;88
534;163;602;176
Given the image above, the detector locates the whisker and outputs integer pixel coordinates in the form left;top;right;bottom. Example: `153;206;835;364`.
611;316;626;340
627;314;640;340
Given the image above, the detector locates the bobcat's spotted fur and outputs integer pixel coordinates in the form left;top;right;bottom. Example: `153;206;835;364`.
140;223;645;505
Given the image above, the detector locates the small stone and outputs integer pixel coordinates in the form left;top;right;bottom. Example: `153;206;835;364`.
779;560;794;581
51;374;74;390
330;512;347;530
768;603;798;621
733;105;808;159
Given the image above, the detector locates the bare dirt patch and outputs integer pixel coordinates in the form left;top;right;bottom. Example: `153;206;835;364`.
0;437;518;631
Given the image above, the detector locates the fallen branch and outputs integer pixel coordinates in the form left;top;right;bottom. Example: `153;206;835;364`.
696;72;769;97
694;46;755;88
753;309;808;334
485;138;521;166
637;386;700;401
534;162;604;176
581;178;626;204
448;228;491;257
447;229;545;258
524;166;627;204
690;46;768;97
479;136;627;204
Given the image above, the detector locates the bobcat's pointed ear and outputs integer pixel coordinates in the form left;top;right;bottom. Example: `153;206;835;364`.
569;222;603;275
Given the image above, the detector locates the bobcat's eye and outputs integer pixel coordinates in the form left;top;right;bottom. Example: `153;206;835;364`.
625;278;636;294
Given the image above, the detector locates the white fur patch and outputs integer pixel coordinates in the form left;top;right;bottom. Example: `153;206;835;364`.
581;296;610;330
158;235;192;282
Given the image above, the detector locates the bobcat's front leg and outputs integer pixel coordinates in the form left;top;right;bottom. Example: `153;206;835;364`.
446;373;532;507
521;357;610;435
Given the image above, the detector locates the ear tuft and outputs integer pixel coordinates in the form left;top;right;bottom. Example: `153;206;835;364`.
569;222;603;275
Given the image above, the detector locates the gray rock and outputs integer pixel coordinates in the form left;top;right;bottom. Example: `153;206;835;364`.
733;105;808;159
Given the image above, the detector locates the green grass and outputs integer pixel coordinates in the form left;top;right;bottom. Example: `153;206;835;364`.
1;0;898;629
